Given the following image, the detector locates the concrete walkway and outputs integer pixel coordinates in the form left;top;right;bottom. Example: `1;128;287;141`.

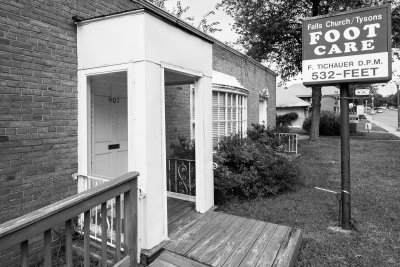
365;115;400;138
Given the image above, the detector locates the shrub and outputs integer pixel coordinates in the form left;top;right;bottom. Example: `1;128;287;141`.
213;126;301;204
169;135;195;160
247;123;286;149
303;111;340;136
276;112;299;126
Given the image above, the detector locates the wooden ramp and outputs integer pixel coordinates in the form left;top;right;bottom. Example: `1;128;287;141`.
157;211;302;267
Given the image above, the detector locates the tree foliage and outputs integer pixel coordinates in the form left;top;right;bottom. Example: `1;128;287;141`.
145;0;221;33
220;0;400;81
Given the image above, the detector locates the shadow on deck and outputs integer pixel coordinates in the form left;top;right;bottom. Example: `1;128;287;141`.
144;198;302;267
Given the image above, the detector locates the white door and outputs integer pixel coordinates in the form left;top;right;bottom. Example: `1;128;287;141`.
91;74;128;179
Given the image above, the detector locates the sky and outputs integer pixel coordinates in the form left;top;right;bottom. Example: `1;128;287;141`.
163;0;399;96
164;0;239;46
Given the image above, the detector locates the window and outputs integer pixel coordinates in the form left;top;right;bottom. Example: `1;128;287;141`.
259;99;268;125
212;91;247;147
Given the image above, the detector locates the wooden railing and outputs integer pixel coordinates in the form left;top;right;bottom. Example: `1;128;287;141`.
0;171;139;267
76;174;123;248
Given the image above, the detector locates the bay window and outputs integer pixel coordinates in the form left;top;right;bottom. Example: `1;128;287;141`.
212;91;247;147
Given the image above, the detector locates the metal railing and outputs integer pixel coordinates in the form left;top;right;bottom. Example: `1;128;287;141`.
166;157;196;202
277;133;298;154
0;172;139;267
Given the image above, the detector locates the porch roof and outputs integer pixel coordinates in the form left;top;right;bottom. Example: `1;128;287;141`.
75;0;277;77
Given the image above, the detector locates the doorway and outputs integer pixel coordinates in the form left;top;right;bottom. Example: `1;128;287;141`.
163;69;198;235
90;71;128;179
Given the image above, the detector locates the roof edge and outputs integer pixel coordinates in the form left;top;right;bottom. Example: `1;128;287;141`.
213;41;277;76
136;0;278;76
77;0;277;77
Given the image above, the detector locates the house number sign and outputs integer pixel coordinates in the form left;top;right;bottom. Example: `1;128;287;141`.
108;96;120;104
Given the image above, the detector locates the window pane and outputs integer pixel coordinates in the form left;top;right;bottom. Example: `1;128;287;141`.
232;121;237;133
212;92;219;105
227;93;232;106
219;121;226;135
212;91;247;143
219;107;225;120
219;92;225;106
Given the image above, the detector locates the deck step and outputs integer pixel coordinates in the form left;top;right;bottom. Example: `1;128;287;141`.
149;250;209;267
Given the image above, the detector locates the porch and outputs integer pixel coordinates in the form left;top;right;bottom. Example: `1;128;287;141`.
0;172;302;267
151;208;303;267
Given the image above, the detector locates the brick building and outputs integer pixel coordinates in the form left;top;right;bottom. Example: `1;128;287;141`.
0;0;276;265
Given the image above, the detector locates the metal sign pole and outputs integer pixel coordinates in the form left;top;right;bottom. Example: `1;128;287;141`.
340;84;351;229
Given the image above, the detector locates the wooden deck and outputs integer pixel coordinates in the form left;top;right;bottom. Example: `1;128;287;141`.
149;250;208;267
147;198;302;267
167;197;199;236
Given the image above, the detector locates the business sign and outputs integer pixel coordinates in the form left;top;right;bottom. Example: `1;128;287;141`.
302;5;391;86
355;88;370;95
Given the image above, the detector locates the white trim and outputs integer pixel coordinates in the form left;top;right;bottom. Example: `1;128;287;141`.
77;71;89;181
161;62;205;78
76;9;145;26
79;63;131;75
160;67;168;239
78;64;130;177
162;66;205;218
167;191;196;202
212;84;249;96
194;78;205;212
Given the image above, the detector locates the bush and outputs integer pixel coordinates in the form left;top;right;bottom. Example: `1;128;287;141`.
303;111;340;136
247;123;286;149
213;125;301;204
170;135;195;160
276;112;299;126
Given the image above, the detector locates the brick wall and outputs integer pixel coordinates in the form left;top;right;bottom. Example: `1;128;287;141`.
0;1;277;265
164;84;192;156
212;44;277;130
0;0;141;265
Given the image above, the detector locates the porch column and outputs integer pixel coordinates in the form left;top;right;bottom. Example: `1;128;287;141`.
195;76;214;213
128;61;168;250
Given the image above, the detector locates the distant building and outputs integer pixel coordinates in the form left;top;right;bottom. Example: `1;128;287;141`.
276;90;310;128
276;84;340;128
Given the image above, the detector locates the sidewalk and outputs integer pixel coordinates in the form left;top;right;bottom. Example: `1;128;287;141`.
365;115;400;138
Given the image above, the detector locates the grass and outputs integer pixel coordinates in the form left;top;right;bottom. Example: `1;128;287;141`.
356;119;388;132
218;136;400;266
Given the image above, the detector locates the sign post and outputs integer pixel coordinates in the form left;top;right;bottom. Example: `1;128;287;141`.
302;5;391;229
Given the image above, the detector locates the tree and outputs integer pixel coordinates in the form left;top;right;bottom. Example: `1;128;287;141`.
145;0;221;33
220;0;400;141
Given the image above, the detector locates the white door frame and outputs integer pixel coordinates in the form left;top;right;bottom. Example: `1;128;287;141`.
160;63;206;218
77;63;133;185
